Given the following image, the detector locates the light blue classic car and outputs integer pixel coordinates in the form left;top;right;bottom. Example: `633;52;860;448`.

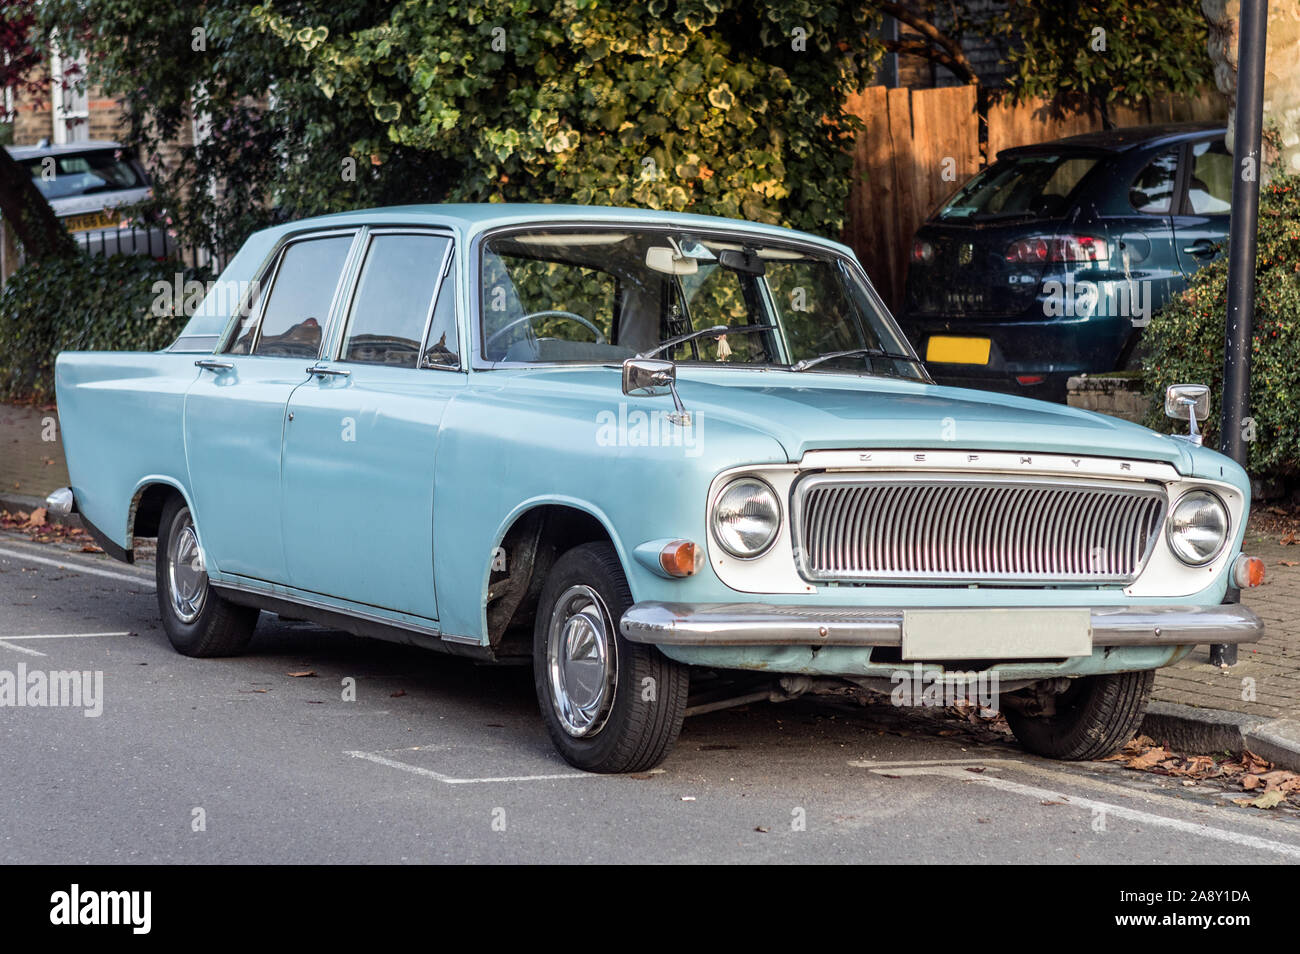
51;204;1264;773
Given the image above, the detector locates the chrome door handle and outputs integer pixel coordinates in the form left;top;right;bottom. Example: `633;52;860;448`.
195;359;234;372
1181;240;1216;255
306;365;351;378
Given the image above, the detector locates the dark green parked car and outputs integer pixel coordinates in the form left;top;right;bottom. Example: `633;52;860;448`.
901;122;1231;403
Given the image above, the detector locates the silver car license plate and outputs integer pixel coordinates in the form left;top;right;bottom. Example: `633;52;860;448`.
902;608;1092;660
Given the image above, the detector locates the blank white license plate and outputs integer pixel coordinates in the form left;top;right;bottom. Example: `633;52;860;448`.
902;609;1092;660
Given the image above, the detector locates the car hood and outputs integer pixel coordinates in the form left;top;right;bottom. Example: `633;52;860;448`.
666;367;1191;468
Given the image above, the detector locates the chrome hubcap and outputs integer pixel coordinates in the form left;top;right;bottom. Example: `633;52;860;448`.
546;585;617;737
167;509;207;624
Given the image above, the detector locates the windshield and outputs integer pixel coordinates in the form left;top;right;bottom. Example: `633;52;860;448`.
479;227;924;381
22;149;146;200
937;153;1098;221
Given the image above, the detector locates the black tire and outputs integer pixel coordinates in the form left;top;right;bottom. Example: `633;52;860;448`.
155;496;259;657
533;542;688;773
1005;670;1154;761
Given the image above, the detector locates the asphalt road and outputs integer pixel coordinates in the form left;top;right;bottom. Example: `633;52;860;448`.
2;534;1299;865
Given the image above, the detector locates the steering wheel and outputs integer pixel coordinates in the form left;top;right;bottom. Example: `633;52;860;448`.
485;310;607;351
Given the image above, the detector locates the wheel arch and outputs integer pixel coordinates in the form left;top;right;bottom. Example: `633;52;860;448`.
128;476;197;540
481;498;628;655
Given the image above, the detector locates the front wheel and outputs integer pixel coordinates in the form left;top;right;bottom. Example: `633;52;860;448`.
1004;670;1154;761
156;496;259;657
534;542;688;773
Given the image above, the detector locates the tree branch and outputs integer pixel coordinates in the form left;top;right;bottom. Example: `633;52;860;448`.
873;1;980;86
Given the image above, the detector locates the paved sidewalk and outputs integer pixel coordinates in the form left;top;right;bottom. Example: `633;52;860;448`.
0;402;68;497
1;400;1295;733
1151;532;1300;721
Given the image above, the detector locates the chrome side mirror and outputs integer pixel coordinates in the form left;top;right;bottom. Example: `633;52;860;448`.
622;357;690;426
1165;383;1210;445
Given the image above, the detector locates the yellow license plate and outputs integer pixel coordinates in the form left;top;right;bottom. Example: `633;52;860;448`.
926;335;991;365
64;210;120;233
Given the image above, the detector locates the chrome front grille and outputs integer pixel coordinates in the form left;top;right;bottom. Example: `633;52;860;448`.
792;474;1167;585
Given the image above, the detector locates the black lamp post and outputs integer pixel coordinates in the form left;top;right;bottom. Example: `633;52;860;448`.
1212;0;1269;668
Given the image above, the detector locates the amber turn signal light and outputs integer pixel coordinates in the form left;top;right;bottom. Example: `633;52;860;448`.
659;540;701;578
1233;555;1265;588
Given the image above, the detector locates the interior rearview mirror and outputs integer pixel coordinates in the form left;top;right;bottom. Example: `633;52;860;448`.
717;248;766;276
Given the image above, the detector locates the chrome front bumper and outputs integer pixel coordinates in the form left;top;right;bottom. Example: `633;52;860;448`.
619;602;1263;649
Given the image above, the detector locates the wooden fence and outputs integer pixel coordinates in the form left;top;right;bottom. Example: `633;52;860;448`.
844;86;1228;311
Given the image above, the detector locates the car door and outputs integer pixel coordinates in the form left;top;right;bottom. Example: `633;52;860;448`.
1172;137;1233;277
1102;146;1186;320
184;230;360;583
279;229;461;619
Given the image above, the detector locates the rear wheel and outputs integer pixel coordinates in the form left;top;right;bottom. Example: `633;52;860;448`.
156;496;259;657
1004;670;1153;761
534;542;688;773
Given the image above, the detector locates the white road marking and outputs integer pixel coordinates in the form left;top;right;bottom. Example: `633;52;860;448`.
0;640;46;657
872;763;1300;860
346;750;594;785
0;545;153;588
0;631;131;640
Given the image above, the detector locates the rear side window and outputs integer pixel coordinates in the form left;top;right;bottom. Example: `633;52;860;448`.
340;233;453;368
1186;140;1233;214
1130;149;1180;214
249;236;354;358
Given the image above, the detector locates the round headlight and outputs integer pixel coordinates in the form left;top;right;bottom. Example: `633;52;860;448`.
1167;490;1229;565
711;477;781;559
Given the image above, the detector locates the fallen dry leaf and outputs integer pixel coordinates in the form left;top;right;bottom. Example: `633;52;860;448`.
390;690;407;698
1125;746;1172;770
1233;790;1285;810
24;507;46;528
286;671;317;678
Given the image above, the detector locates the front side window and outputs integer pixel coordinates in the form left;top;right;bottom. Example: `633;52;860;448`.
1186;140;1233;215
340;233;452;368
230;235;354;357
478;228;923;381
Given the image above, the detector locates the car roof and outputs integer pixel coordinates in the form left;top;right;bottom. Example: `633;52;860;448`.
5;139;125;159
997;121;1226;160
250;203;853;256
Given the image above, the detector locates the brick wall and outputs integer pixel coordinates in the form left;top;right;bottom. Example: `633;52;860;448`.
9;65;127;146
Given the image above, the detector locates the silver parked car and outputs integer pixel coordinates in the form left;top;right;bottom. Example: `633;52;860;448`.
6;139;173;258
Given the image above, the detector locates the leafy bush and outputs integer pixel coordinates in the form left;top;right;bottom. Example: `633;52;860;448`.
254;0;884;234
0;254;209;402
1142;176;1300;479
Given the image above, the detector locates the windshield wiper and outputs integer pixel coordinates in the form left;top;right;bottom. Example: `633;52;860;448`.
790;347;927;373
638;324;777;359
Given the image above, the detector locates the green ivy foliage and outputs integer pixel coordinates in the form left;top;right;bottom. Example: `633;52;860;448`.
41;0;462;256
990;1;1212;115
1142;176;1300;479
252;0;883;233
0;255;209;402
